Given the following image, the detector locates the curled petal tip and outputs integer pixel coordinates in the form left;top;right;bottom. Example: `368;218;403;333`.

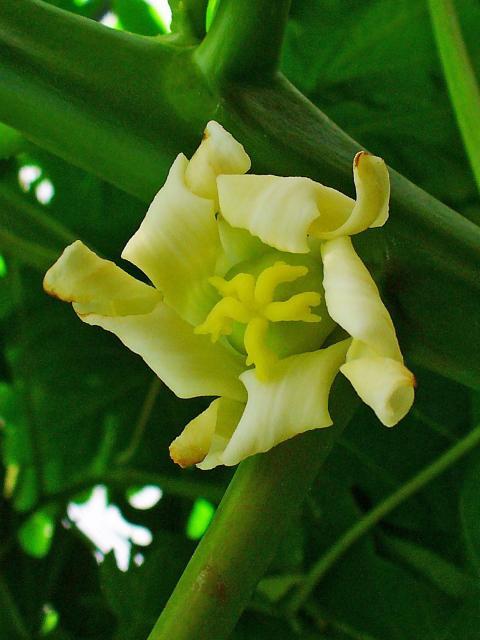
354;150;370;167
169;441;203;469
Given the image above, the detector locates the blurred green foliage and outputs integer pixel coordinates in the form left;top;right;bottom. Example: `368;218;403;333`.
0;1;479;638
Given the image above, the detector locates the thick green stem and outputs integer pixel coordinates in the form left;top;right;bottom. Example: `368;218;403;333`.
170;0;209;40
1;2;479;387
428;0;480;193
288;422;480;614
195;0;291;83
147;382;357;640
0;0;216;197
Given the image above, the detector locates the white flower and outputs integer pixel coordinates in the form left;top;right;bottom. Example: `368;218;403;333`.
44;122;414;470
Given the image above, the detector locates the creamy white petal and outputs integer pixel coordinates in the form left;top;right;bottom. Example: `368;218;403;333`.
322;237;401;360
44;242;246;401
81;306;246;401
217;153;389;253
170;398;245;469
309;152;390;239
322;237;414;426
217;340;351;467
218;174;331;253
341;356;415;427
43;241;161;316
122;154;220;325
185;121;251;207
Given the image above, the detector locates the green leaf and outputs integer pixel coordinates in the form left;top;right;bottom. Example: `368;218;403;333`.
440;596;480;640
283;0;478;215
18;510;55;558
460;455;480;574
185;498;215;540
0;122;25;159
101;532;193;639
256;574;303;603
380;532;479;599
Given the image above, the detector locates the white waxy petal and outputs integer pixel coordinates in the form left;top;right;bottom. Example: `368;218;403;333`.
322;237;414;426
44;242;246;402
309;152;390;239
171;398;245;470
216;340;351;468
217;153;389;253
218;174;329;253
341;356;415;427
322;237;401;360
43;241;161;316
85;306;247;401
185;121;251;207
122;154;220;325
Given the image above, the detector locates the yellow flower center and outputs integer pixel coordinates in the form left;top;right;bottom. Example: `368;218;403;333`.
194;261;321;379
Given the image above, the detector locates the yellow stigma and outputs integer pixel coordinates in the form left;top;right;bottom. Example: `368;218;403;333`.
195;261;321;379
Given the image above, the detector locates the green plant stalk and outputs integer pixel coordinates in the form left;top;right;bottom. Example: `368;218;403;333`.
0;1;479;388
428;0;480;193
169;0;210;40
195;0;292;82
147;381;358;640
0;184;77;246
0;3;478;638
0;229;58;271
288;422;480;614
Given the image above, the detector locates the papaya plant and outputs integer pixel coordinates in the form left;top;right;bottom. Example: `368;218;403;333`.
0;1;479;639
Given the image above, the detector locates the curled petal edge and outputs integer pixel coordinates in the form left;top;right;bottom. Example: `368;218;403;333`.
172;340;351;470
217;152;389;254
44;241;246;402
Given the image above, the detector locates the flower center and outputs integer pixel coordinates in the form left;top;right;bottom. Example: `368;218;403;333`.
194;261;321;379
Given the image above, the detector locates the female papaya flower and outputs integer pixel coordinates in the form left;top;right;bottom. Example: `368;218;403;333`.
44;122;414;470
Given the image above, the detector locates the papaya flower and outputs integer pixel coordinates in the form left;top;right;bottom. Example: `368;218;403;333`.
43;122;415;470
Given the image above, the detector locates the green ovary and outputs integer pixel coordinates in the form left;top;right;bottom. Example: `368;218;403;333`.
195;260;329;380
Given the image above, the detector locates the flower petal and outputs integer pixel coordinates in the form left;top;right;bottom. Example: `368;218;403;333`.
122;154;220;325
171;398;245;469
185;121;251;207
321;236;401;360
322;237;414;425
84;306;247;401
214;340;351;468
217;152;389;253
218;174;333;253
309;152;390;239
341;355;415;427
43;241;161;316
44;242;246;401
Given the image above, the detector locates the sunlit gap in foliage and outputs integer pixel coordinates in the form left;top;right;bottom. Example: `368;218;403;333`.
100;1;171;32
18;162;55;205
67;485;160;571
145;0;172;31
100;11;121;29
128;484;163;509
0;253;7;277
186;498;216;540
